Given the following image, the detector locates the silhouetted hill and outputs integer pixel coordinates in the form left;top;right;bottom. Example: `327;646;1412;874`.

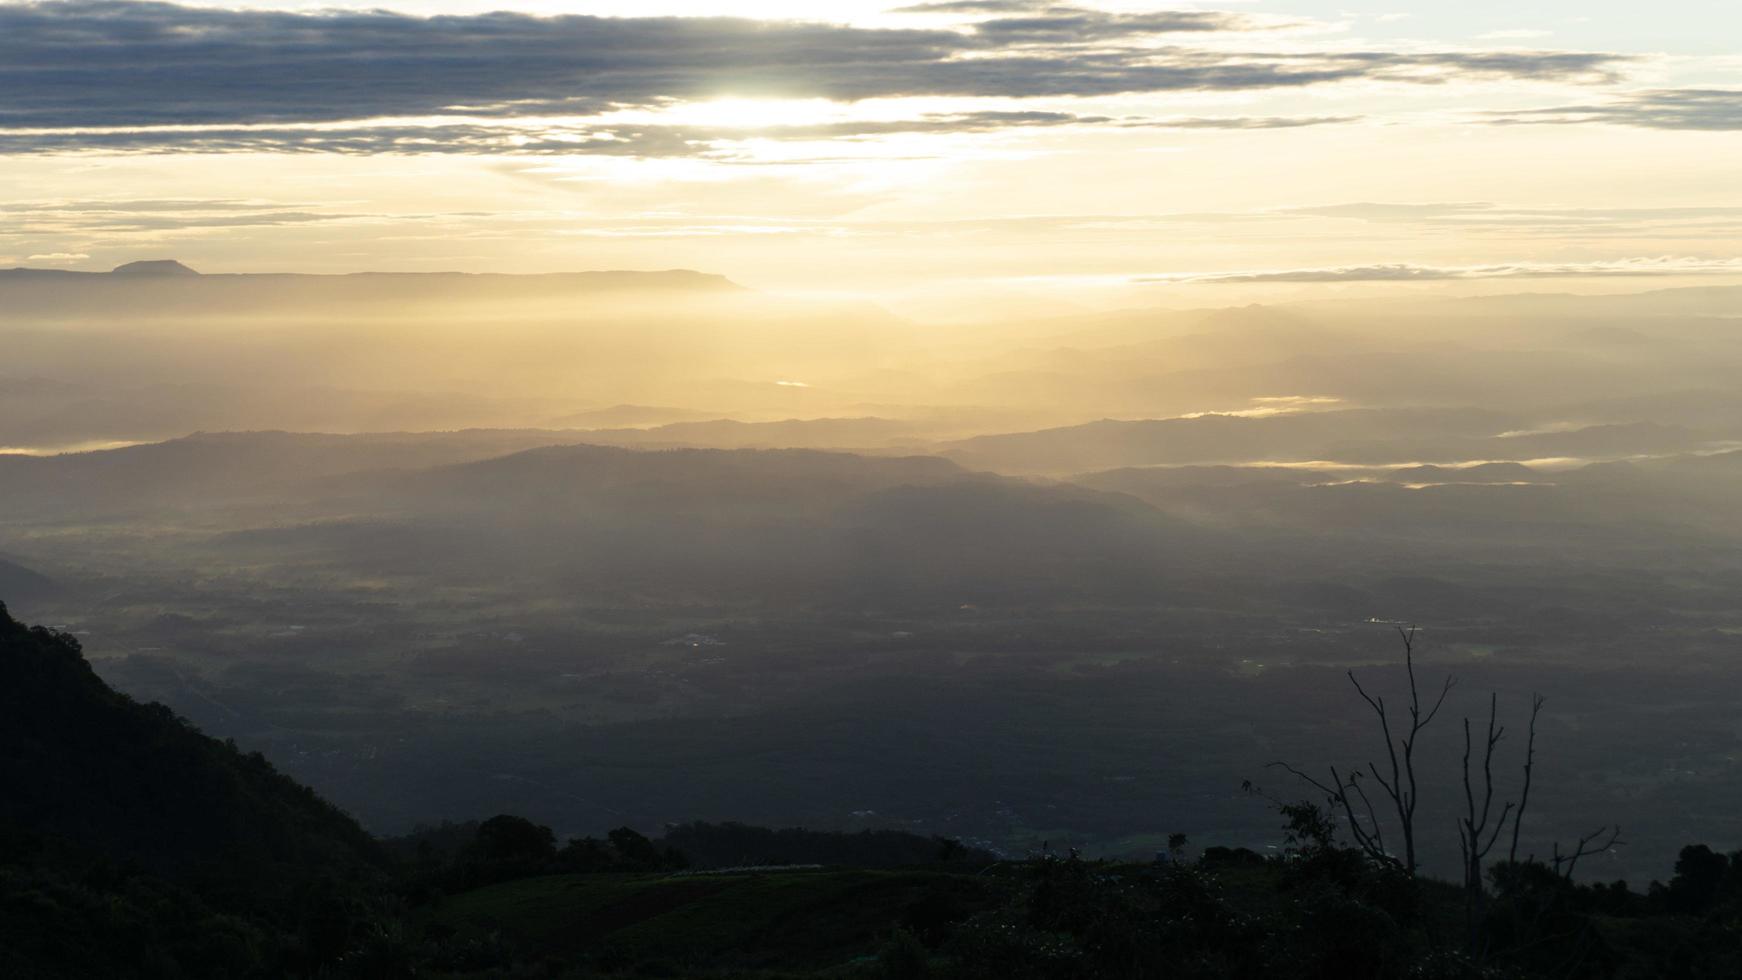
203;444;1202;604
0;262;741;317
1078;465;1625;531
944;411;1713;474
1442;283;1742;318
942;408;1513;474
0;557;54;602
544;403;717;428
576;416;925;450
398;443;969;514
0;602;383;904
0;429;621;517
109;259;200;277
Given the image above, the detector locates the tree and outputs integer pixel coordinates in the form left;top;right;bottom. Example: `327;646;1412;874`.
607;826;664;867
1272;626;1452;877
1268;624;1622;962
471;814;555;864
1667;845;1729;915
1455;693;1514;955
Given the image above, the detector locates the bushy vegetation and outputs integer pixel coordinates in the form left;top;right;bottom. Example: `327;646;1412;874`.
11;599;1742;978
660;821;993;869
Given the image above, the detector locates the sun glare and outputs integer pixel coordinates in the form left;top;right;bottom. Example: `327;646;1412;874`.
640;98;847;130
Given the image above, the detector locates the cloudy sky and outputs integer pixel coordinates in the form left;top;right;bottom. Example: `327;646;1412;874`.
4;0;1740;302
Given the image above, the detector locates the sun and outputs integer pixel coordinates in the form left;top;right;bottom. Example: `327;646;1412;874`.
648;98;847;130
568;1;893;20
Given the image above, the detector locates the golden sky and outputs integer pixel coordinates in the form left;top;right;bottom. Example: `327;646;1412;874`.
4;1;1740;306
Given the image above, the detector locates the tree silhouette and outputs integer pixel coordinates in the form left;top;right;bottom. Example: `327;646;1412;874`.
1268;623;1623;961
1271;626;1452;876
472;814;556;863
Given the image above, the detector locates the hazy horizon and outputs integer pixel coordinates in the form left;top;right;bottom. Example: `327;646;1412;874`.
5;0;1741;312
8;6;1742;974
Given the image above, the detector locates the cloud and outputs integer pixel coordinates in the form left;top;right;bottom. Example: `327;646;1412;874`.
1283;202;1742;237
24;252;89;262
1477;29;1552;41
0;111;1122;157
531;202;1742;244
0;198;369;234
1171;264;1470;283
1143;257;1742;284
898;2;1267;39
0;0;1630;156
2;199;298;214
893;1;1058;12
967;10;1266;44
871;202;1742;240
1489;89;1742;130
1135;115;1360;129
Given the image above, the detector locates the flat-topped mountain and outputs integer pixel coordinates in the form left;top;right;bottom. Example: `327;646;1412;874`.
109;258;201;277
0;261;742;317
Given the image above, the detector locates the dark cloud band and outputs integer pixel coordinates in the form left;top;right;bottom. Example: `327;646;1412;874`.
0;0;1629;155
1489;89;1742;130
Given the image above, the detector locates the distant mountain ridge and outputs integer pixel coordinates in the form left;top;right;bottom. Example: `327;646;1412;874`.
0;260;743;318
0;259;736;286
0;556;55;601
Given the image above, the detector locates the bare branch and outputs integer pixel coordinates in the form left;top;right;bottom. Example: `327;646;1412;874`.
1347;770;1388;856
1509;693;1546;865
1554;826;1624;882
1366;761;1400;803
1265;761;1399;868
1419;674;1457;729
1266;761;1340;800
1482;802;1516;855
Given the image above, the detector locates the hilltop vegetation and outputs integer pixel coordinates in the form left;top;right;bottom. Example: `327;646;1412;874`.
11;601;1742;978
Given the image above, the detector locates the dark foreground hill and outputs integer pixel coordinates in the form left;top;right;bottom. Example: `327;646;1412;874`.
0;601;392;977
9;600;1742;979
0;602;383;902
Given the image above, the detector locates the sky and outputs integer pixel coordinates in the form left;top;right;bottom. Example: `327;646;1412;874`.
3;0;1740;306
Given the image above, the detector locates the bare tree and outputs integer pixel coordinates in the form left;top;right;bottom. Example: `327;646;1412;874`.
1264;629;1626;964
1456;693;1517;955
1271;626;1453;876
1350;626;1455;876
